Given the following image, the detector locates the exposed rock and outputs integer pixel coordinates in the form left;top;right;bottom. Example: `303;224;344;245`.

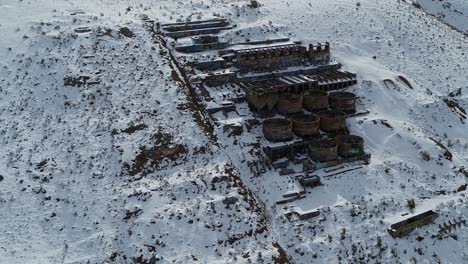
119;27;135;38
223;196;239;206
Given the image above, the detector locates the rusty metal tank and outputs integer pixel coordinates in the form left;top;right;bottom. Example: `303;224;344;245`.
246;88;278;111
290;113;320;138
308;139;338;162
335;135;364;157
317;110;347;133
329;92;357;112
276;93;303;114
262;118;293;142
303;91;328;112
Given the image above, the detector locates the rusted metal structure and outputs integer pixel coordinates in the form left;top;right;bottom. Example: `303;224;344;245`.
176;34;229;53
235;37;291;46
241;75;316;112
206;101;236;114
263;140;370;171
237;71;356;114
313;71;357;91
275;75;317;93
388;210;439;238
161;19;233;38
303;91;329;112
298;175;321;188
193;58;227;71
276;193;306;205
201;64;350;87
314;153;370;171
161;19;229;30
192;34;219;44
241;76;317;95
262;118;293;142
318;110;347;133
335;135;364;157
308;139;338;162
157;15;370;180
176;42;229;53
329;92;357;113
241;75;316;113
285;209;320;221
276;93;303;114
234;44;306;73
203;71;237;86
308;42;330;65
290;113;320;138
263;141;311;167
228;43;337;74
245;87;278;112
236;64;341;83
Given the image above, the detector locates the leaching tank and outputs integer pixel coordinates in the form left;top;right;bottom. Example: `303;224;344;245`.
262;118;293;142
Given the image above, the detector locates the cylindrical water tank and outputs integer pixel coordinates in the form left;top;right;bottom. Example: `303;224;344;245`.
329;92;357;112
276;93;303;114
335;135;364;157
290;113;320;138
303;91;328;112
308;139;338;162
262;118;293;142
318;110;347;133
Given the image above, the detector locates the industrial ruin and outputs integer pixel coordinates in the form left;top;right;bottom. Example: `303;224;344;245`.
151;17;454;237
388;210;439;238
155;17;371;221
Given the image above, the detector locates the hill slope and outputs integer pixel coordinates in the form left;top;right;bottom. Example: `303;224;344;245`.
0;0;467;263
415;0;468;33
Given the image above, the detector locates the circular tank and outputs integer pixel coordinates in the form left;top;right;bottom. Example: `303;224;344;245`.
329;92;357;112
290;113;320;138
276;93;303;114
303;91;329;112
246;88;278;111
335;135;364;157
318;110;347;133
262;118;293;142
308;139;338;162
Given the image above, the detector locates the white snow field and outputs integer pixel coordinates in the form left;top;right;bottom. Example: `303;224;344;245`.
0;0;467;263
415;0;468;33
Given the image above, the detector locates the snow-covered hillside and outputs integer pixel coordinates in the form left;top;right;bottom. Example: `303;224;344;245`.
0;1;281;263
414;0;468;33
0;0;467;263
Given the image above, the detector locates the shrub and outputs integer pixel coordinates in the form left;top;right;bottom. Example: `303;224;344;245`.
420;151;431;161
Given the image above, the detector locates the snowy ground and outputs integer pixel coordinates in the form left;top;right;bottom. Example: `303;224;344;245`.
0;0;467;263
414;0;468;33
